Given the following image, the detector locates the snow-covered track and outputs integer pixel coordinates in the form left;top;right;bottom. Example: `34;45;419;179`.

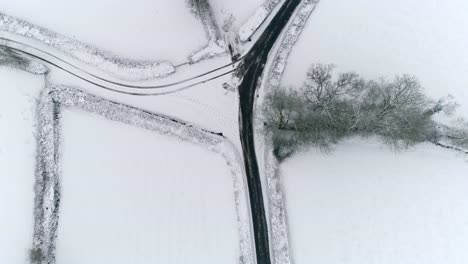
0;34;243;95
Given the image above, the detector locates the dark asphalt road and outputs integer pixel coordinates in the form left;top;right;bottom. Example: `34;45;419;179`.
237;0;302;264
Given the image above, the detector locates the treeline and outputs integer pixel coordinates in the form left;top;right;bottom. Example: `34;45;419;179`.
263;64;461;160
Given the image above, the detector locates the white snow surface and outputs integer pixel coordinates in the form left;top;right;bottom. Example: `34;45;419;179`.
282;0;468;116
282;137;468;264
56;108;239;264
0;68;42;263
210;0;262;32
0;0;206;63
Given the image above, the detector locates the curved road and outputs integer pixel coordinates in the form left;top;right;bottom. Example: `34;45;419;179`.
238;0;302;263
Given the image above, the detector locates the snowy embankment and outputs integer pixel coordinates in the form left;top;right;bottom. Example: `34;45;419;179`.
282;137;468;264
56;108;238;264
33;86;254;264
0;68;43;263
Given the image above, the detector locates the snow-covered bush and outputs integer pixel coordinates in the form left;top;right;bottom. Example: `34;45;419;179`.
263;63;459;160
0;46;28;68
442;118;468;150
29;248;43;263
0;46;48;74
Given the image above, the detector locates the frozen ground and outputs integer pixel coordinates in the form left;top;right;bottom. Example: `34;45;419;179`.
281;0;468;116
0;68;43;263
55;108;239;264
0;0;206;63
282;137;468;264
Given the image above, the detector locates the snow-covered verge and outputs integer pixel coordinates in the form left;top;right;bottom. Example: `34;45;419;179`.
253;1;319;264
282;137;468;264
0;12;176;82
0;68;42;264
55;108;238;264
33;85;254;264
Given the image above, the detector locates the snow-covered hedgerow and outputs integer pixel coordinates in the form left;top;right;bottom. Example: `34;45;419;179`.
186;0;222;43
186;0;227;63
0;12;175;82
189;40;226;64
33;89;61;264
33;85;254;264
238;0;283;42
0;46;48;74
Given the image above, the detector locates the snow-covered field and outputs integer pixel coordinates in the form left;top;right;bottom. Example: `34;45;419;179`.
55;108;239;264
0;68;42;263
282;137;468;264
210;0;263;31
277;6;468;261
282;0;468;116
277;3;468;261
3;0;468;263
0;0;206;63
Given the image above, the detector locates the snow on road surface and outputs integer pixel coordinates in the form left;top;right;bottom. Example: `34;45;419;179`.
282;137;468;264
281;0;468;116
0;68;43;263
56;108;239;264
0;0;206;63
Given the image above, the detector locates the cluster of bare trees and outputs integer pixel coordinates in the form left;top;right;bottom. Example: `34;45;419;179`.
263;63;459;160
